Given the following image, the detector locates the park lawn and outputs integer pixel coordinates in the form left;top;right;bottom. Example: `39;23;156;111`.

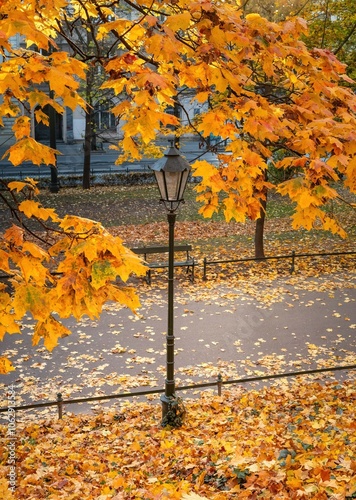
33;182;356;266
1;379;356;499
1;182;355;262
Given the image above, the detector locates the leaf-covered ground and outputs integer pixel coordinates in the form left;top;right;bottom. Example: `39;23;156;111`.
1;380;356;499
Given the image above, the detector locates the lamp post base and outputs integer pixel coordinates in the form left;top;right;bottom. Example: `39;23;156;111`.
160;393;185;428
161;393;175;416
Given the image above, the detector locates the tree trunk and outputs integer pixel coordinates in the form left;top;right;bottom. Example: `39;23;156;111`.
254;171;268;258
254;197;266;258
173;99;180;149
91;133;97;151
82;31;94;190
83;108;92;190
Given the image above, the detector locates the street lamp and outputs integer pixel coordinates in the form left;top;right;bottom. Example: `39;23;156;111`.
150;144;191;426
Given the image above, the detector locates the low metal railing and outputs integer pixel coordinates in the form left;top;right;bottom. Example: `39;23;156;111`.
1;364;355;420
202;250;356;280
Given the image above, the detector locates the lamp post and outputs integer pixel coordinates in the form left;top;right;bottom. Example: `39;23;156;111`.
150;144;191;425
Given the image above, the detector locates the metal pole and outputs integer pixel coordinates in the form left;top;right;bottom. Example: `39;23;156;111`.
161;211;176;420
217;373;222;396
290;250;295;274
57;393;63;419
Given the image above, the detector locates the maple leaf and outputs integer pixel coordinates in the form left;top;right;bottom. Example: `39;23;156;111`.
91;260;118;290
19;200;59;222
8;179;40;195
0;479;15;499
3;225;25;246
13;115;31;139
12;283;49;321
32;316;71;351
5;138;58;166
182;494;208;499
0;357;15;375
164;12;192;32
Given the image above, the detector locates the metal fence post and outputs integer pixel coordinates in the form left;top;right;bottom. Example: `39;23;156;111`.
217;374;222;396
57;393;63;419
203;257;207;280
290;250;295;274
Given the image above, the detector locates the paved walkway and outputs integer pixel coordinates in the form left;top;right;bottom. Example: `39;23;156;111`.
1;270;355;420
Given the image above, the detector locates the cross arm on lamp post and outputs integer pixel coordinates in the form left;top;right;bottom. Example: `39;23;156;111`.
150;144;191;427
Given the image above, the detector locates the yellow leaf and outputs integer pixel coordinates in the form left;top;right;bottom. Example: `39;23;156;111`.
8;181;34;193
91;260;118;290
292;208;316;231
112;475;126;488
192;160;218;181
0;248;11;274
59;214;96;232
122;136;140;160
199;202;219;219
4;225;24;246
0;303;21;339
6;138;58;166
22;241;49;260
108;285;141;313
182;490;208;499
13;115;31;139
35;108;49;126
245;13;263;22
298;191;314;209
223;196;247;223
199;111;226;137
0;358;15;375
19;200;59;221
164;12;191;32
12;283;49;321
32;316;71;351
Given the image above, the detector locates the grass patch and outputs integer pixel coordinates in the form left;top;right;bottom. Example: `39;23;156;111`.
1;181;355;247
35;183;297;227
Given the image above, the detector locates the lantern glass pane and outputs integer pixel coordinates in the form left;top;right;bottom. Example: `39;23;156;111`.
164;171;182;201
178;169;189;200
154;171;167;201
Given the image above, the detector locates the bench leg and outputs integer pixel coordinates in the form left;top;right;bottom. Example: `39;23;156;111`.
145;269;152;285
187;264;195;283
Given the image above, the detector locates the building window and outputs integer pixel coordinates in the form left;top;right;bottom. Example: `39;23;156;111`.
94;105;116;130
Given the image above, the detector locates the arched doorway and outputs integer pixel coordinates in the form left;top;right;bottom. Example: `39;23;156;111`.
34;104;63;142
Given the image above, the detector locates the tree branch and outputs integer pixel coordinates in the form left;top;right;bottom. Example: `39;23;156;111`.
334;21;356;55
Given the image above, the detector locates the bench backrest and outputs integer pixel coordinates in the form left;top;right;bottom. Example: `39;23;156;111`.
131;245;192;255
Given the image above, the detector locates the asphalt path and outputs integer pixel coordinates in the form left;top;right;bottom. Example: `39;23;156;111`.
1;270;355;421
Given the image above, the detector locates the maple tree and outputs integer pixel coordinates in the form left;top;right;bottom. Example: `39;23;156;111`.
63;0;356;257
1;0;356;371
0;179;146;374
0;0;149;373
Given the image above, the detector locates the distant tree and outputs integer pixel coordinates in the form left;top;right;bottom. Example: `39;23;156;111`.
56;7;119;189
242;0;356;82
294;0;356;82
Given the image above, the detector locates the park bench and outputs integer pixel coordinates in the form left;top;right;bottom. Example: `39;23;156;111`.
131;245;195;284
